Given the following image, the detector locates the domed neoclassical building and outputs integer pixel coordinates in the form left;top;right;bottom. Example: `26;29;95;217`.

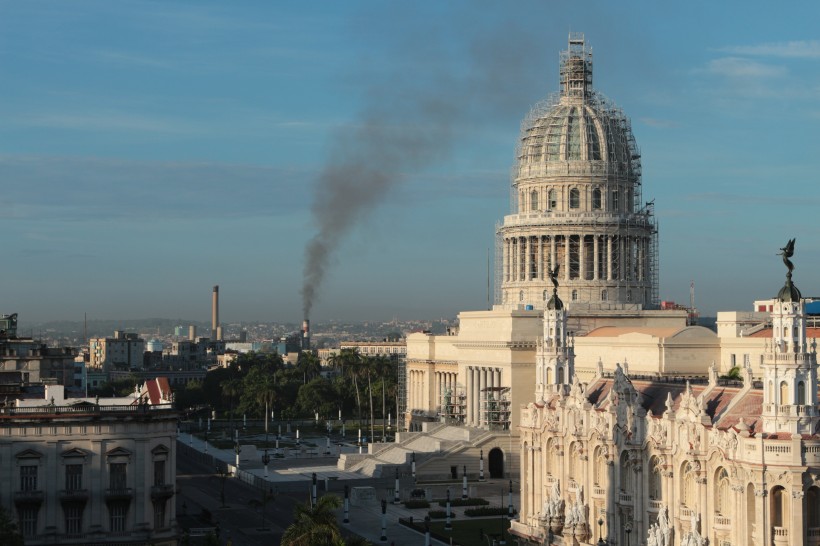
498;34;657;310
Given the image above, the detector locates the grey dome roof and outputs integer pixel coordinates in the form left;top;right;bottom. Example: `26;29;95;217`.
777;277;802;303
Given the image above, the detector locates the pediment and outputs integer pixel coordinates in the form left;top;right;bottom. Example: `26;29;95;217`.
60;448;88;459
15;449;42;459
151;444;169;455
105;447;132;458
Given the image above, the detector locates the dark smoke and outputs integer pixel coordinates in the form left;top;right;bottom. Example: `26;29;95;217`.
301;17;549;319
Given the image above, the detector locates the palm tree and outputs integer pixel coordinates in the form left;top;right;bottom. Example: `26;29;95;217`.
221;377;242;431
281;494;342;546
256;373;277;435
297;351;322;385
330;349;364;425
371;355;395;441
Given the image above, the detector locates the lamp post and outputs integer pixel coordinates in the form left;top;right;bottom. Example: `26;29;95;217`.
624;521;632;546
445;488;452;531
479;449;485;481
380;499;387;542
499;485;506;545
216;466;229;508
508;479;513;518
343;485;350;524
597;517;606;546
204;429;208;454
394;468;400;504
262;449;270;479
462;465;468;500
234;440;241;469
311;472;317;508
411;452;416;483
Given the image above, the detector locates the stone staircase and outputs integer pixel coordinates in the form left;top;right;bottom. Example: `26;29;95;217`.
338;422;497;478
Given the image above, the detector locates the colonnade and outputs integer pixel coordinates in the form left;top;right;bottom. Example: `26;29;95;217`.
434;371;458;411
502;234;649;284
465;366;503;427
408;369;427;411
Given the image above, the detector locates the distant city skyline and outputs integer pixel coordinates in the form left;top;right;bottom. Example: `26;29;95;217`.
2;2;819;322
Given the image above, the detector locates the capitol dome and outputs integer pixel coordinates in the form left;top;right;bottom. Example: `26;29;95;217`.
497;34;658;312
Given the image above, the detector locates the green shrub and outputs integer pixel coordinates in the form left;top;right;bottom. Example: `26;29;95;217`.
436;497;489;507
464;506;517;517
427;510;456;519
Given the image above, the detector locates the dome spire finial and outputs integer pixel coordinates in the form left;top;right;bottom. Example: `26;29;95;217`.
560;33;592;99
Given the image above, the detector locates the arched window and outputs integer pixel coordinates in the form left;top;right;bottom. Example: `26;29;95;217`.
569;188;580;209
548;189;557;209
746;483;756;542
592;188;602;209
619;452;631;495
648;456;662;500
771;486;787;527
530;190;539;211
557;367;564;384
715;468;730;515
601;289;608;301
593;447;607;486
798;381;806;405
780;381;789;405
519;290;524;302
807;486;820;528
681;462;697;508
571;290;578;301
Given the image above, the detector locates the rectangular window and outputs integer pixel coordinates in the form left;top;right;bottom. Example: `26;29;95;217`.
730;354;736;367
153;460;165;486
65;464;83;491
19;505;38;537
20;465;38;491
109;463;127;490
64;503;83;535
109;501;128;532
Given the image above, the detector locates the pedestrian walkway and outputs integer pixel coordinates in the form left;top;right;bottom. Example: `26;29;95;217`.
180;431;515;544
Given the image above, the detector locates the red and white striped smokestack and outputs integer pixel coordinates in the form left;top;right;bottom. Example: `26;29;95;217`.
211;285;219;340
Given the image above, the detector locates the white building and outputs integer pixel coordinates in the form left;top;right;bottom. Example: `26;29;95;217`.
89;331;145;371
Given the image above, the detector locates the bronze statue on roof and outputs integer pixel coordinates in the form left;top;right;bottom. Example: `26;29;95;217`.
548;265;560;290
780;238;796;275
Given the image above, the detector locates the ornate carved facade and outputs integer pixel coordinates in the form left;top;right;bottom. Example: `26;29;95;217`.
512;261;820;546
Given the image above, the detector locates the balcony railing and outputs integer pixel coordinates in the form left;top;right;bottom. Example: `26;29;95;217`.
104;488;134;501
59;489;89;501
150;484;175;499
13;490;44;503
618;492;633;504
1;403;174;417
714;515;731;527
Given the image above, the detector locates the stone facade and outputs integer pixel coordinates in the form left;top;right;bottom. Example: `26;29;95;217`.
0;402;178;545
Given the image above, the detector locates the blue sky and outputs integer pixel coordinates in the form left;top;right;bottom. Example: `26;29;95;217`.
2;1;820;323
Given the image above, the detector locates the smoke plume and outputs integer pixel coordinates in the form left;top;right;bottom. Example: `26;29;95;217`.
301;18;547;319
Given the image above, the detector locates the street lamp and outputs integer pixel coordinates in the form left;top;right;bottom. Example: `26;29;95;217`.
597;517;605;546
216;466;229;508
262;449;271;479
624;521;632;546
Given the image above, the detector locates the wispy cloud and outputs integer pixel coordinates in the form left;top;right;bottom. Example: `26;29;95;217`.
0;155;316;222
718;40;820;59
25;111;197;134
705;57;786;79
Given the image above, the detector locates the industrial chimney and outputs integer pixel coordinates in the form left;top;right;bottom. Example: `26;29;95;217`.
211;285;219;340
302;320;310;351
188;325;196;341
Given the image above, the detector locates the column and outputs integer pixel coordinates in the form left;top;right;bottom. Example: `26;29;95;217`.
537;236;543;280
526;237;533;280
579;234;586;281
479;368;487;427
473;368;481;427
550;236;557;271
593;234;600;280
563;235;570;281
466;368;473;424
607;236;613;280
504;239;509;282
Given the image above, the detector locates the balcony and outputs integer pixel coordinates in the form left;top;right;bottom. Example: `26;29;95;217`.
14;489;44;504
150;483;175;500
773;526;789;545
714;515;731;528
618;492;633;505
104;488;134;501
648;499;663;511
59;489;89;502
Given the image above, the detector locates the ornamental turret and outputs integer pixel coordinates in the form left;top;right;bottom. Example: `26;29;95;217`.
535;267;574;402
762;239;819;435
